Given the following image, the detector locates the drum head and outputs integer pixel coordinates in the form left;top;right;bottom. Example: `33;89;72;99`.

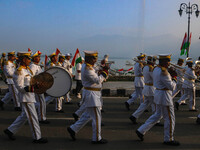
45;66;72;97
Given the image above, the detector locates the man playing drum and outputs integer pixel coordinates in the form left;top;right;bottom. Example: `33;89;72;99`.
67;51;108;144
3;52;47;143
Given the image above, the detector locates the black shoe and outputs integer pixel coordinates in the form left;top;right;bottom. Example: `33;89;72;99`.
124;102;130;111
67;127;76;141
77;102;81;107
175;102;179;110
0;101;4;110
196;117;200;124
180;103;187;105
39;120;50;124
33;138;48;144
163;140;180;146
101;109;105;113
14;107;21;111
65;102;73;105
155;122;164;126
91;138;108;144
189;109;198;112
129;116;137;124
55;110;64;113
72;113;79;122
136;130;144;141
4;129;16;140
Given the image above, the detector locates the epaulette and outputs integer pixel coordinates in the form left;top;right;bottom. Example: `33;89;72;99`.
157;65;168;76
139;62;144;68
148;65;154;72
5;61;9;65
27;66;33;75
50;62;54;67
86;63;93;70
15;66;24;75
17;66;23;71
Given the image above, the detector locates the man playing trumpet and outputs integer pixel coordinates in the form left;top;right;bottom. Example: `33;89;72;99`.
172;58;185;101
175;59;198;111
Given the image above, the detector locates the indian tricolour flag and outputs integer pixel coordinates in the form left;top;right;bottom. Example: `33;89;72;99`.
180;32;192;56
71;48;82;68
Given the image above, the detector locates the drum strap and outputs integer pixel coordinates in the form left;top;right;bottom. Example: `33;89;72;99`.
84;87;101;91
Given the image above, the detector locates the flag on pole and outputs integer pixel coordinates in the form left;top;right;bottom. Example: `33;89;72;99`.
180;32;192;56
56;48;61;55
185;32;192;56
180;33;187;55
28;48;32;53
71;48;82;67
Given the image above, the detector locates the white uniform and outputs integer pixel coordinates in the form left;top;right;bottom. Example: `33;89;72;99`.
30;63;47;121
63;59;72;102
138;66;176;142
1;60;20;108
131;65;155;119
8;66;41;140
127;62;144;105
70;63;105;141
172;67;184;99
177;67;197;110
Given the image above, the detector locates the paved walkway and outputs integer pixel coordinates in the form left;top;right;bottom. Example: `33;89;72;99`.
0;97;200;150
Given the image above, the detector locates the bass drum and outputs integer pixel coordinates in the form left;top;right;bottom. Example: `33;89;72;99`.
45;66;72;97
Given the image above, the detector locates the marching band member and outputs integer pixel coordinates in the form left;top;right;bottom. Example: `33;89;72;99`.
63;53;73;104
75;57;84;99
172;58;185;100
3;52;47;143
55;54;66;112
125;53;146;110
45;52;65;112
136;54;180;146
0;52;20;111
30;51;49;124
175;59;197;111
129;56;157;124
67;51;108;144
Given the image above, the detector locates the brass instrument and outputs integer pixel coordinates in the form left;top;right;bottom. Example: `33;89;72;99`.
169;62;200;82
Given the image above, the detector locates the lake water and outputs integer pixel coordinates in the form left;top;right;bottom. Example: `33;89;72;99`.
40;55;177;71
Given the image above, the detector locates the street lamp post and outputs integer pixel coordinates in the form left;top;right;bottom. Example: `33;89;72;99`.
178;2;199;57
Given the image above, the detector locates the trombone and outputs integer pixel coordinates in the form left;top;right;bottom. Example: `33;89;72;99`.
169;62;200;82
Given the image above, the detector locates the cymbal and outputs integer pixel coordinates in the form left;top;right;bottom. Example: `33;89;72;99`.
30;72;54;94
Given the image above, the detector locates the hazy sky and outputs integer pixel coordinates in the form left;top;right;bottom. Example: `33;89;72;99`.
0;0;200;58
